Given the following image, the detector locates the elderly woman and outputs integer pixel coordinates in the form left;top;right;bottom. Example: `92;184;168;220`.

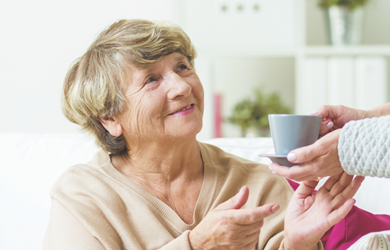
43;19;363;250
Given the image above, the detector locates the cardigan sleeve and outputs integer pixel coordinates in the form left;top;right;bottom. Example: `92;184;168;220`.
158;230;192;250
43;199;106;250
44;199;193;250
338;115;390;177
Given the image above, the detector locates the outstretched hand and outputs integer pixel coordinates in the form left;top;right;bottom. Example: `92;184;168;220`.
189;186;280;250
283;172;365;250
269;129;343;181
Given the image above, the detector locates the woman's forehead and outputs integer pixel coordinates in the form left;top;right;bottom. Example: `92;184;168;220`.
147;53;187;70
124;53;187;86
134;53;187;74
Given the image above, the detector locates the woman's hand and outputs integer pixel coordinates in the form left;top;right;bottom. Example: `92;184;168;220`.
268;105;365;181
283;172;365;250
189;186;280;250
314;105;367;135
315;103;390;135
269;129;343;181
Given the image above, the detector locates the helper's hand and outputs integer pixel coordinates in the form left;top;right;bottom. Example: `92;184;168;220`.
313;105;367;135
283;172;365;250
189;186;279;250
269;129;343;181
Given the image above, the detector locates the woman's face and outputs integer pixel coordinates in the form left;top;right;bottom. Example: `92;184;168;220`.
117;52;204;143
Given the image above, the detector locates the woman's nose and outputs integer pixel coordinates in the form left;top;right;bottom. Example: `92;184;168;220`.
166;73;192;100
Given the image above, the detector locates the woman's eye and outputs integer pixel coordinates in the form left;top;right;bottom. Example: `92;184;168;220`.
177;64;187;71
145;76;157;84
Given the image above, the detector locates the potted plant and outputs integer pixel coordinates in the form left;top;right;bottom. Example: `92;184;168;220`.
319;0;370;45
227;98;254;137
228;89;292;137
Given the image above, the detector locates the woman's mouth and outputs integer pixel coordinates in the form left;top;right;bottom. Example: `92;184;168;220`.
169;104;194;116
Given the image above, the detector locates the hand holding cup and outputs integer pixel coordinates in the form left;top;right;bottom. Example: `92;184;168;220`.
260;114;321;167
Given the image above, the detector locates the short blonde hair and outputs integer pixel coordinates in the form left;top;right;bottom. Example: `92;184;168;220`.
62;19;197;154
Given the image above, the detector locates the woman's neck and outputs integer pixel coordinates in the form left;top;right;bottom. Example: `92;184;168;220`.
110;139;204;224
111;139;203;187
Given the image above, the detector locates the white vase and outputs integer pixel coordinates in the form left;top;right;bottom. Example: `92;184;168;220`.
326;6;365;46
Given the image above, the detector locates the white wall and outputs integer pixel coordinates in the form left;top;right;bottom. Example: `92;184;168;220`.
3;0;388;139
0;0;176;134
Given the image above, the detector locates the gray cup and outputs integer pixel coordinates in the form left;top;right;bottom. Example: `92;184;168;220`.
268;114;321;156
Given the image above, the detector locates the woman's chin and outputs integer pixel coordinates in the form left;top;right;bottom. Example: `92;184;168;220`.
167;122;203;140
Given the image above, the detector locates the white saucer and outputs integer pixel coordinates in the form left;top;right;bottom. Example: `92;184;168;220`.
258;154;295;167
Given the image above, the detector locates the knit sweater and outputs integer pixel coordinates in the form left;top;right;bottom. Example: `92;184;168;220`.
338;115;390;178
43;142;321;250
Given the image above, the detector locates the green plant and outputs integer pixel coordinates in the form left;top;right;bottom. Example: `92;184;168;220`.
319;0;370;10
228;88;292;136
228;98;254;136
251;89;292;129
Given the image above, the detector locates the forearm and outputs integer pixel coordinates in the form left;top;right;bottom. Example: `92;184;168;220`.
338;115;390;177
366;102;390;118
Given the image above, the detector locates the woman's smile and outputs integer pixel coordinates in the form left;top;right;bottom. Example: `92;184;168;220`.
169;103;195;116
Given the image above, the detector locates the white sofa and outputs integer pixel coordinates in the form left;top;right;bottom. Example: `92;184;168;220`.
1;133;390;250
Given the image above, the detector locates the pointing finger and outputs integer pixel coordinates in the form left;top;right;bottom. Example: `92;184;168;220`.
231;204;280;225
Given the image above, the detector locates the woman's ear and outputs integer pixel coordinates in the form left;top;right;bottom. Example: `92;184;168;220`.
99;117;123;137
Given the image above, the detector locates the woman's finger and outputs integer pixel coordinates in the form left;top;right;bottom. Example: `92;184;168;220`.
287;143;320;165
316;105;336;133
295;180;319;198
319;120;333;134
321;172;343;192
244;229;261;242
237;220;263;237
316;105;334;119
270;163;320;182
231;204;279;225
243;234;260;250
329;173;354;198
215;186;249;211
328;199;356;227
288;129;339;165
331;176;365;209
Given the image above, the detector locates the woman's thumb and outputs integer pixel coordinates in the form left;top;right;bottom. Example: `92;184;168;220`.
287;144;317;164
216;186;249;210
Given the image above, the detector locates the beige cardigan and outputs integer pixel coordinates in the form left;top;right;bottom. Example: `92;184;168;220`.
43;142;308;250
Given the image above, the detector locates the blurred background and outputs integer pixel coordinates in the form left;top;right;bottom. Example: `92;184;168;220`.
1;0;390;140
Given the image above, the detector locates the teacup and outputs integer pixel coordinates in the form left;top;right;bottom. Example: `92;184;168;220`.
262;114;321;166
269;114;321;155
